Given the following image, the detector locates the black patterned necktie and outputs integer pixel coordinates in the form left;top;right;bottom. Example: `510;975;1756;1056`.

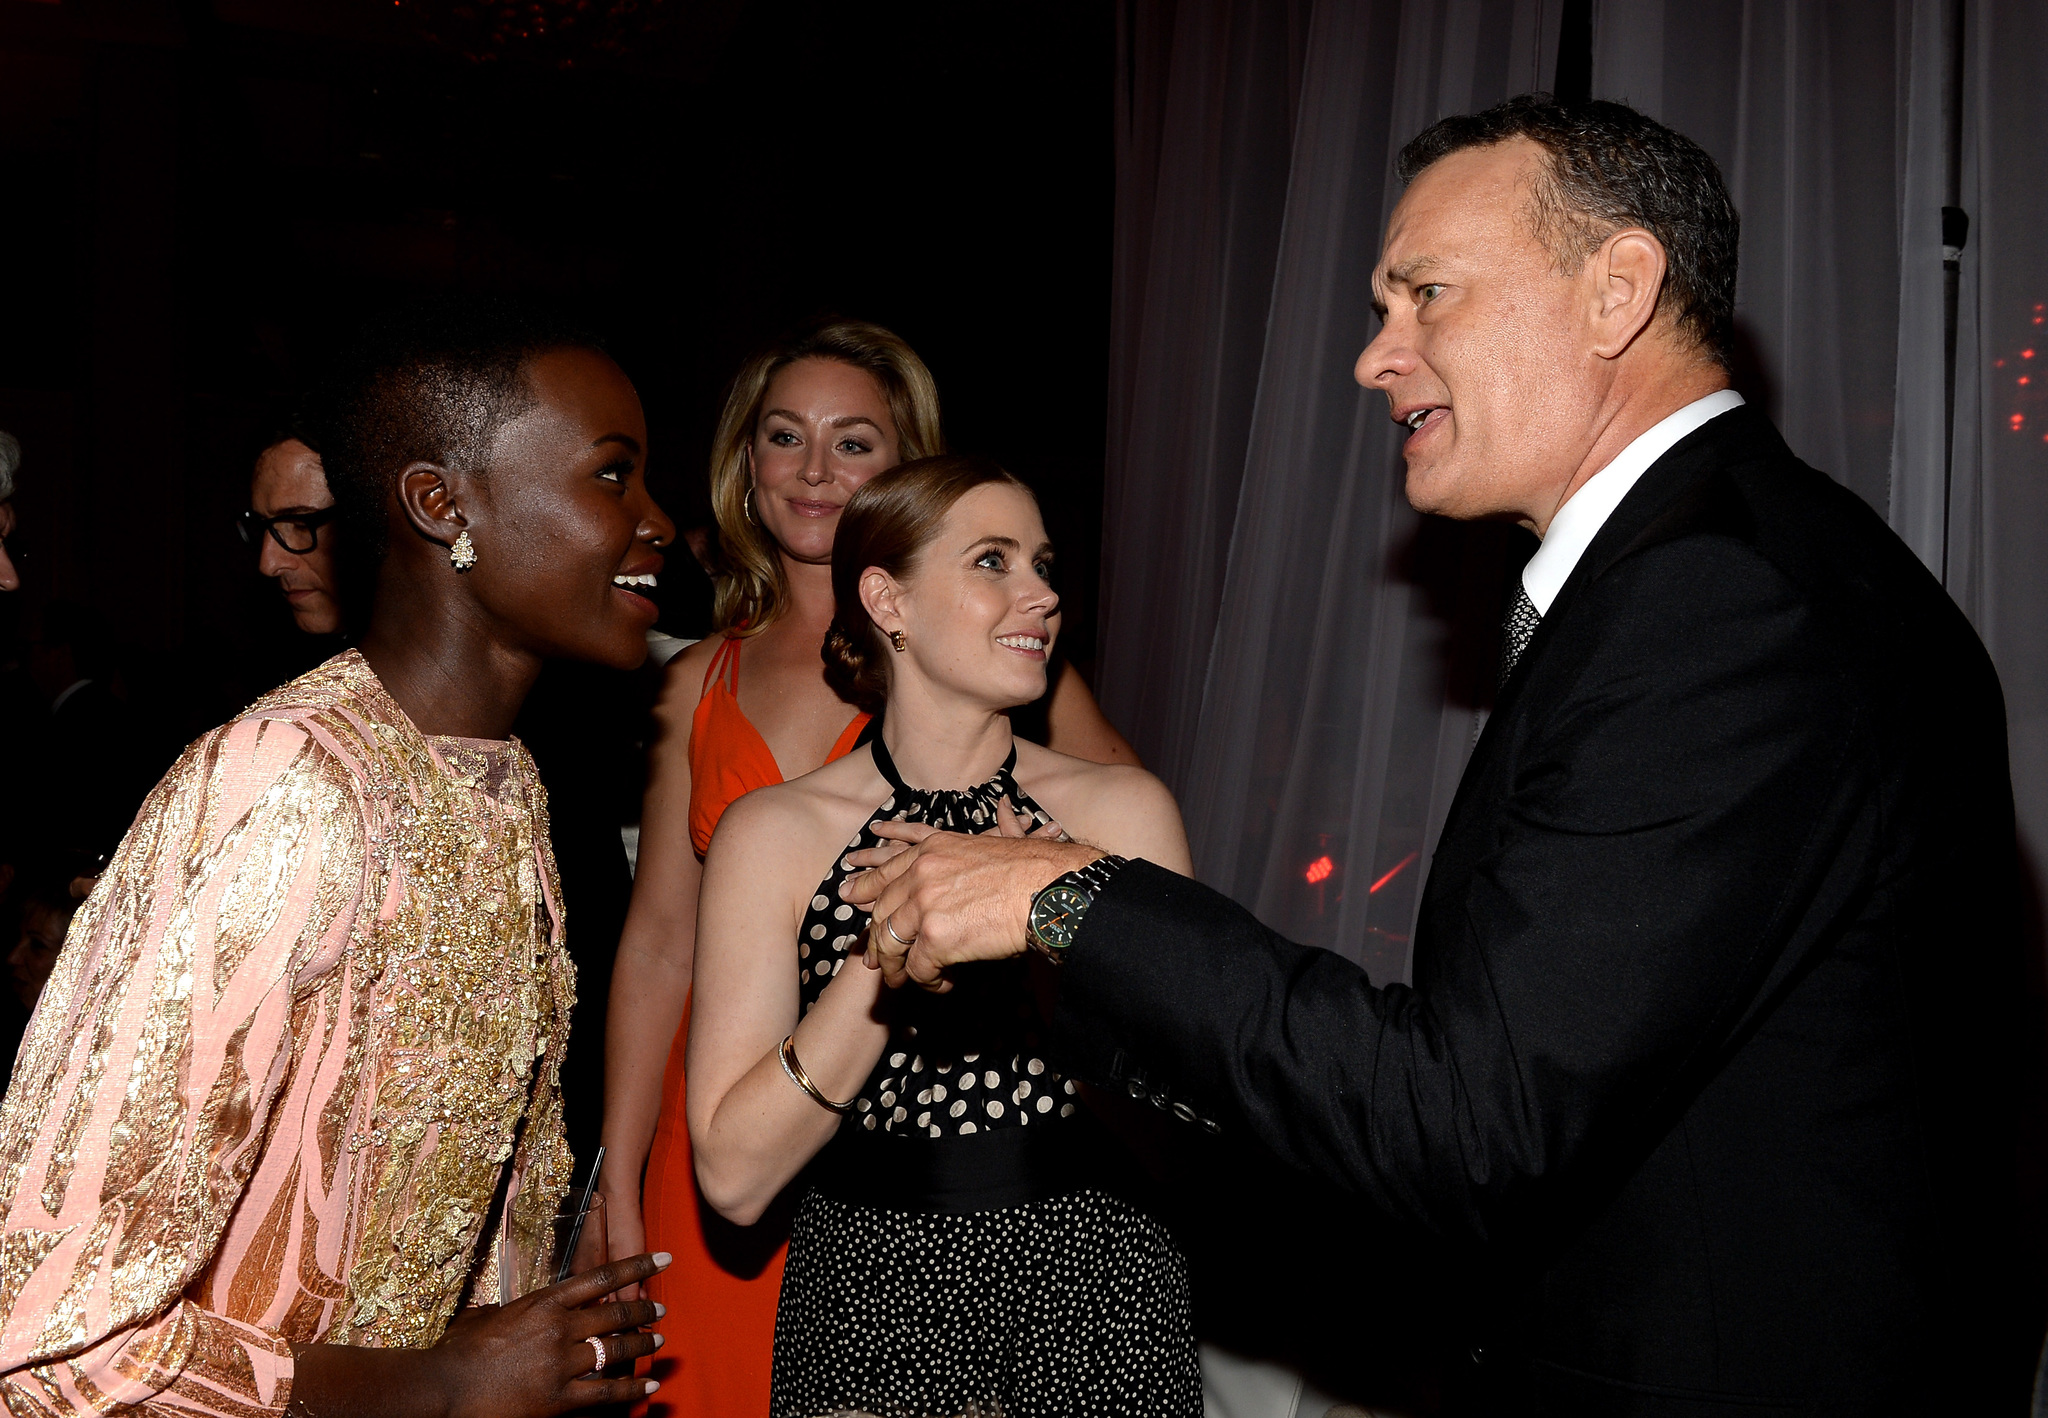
1499;580;1542;687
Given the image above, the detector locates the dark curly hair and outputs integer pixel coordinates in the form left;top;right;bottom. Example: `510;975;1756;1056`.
1398;93;1740;366
823;454;1030;715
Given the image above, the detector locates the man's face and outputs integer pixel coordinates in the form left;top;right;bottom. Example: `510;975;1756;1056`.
1356;138;1610;528
250;440;343;634
0;498;18;592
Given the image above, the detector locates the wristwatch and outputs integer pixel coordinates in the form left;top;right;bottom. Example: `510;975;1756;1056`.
1026;855;1128;961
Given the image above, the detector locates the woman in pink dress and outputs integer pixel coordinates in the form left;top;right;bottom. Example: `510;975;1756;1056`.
0;305;673;1417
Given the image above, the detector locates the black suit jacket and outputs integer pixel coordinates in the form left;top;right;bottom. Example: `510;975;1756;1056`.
1053;406;2026;1414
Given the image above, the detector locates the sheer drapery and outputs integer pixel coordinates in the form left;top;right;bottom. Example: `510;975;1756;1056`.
1100;0;1558;983
1102;0;2048;983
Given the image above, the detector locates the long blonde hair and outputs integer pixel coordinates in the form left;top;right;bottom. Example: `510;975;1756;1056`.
710;319;945;635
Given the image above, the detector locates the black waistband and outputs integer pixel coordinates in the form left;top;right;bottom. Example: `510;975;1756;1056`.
809;1114;1138;1215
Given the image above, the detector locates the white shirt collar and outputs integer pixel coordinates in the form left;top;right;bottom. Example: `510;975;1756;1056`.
1521;389;1747;615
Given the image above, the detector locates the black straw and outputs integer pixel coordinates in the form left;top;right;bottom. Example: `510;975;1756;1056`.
556;1144;606;1284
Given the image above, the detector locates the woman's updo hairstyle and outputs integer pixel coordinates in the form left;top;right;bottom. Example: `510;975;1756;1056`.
824;453;1030;715
711;318;945;637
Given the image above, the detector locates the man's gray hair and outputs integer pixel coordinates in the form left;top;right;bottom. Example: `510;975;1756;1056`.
0;430;19;503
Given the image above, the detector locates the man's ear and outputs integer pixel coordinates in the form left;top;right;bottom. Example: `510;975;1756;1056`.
1589;227;1668;360
859;566;905;637
395;462;468;549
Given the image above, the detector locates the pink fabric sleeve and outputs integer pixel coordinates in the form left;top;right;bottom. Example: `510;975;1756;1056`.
0;715;365;1416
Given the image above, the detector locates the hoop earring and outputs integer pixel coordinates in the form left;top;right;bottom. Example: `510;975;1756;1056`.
744;487;756;523
889;630;907;653
450;530;477;572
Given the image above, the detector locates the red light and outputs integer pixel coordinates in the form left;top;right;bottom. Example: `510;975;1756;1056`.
2026;349;2038;359
1997;359;2008;368
2023;376;2034;386
1304;855;1334;885
1367;851;1421;894
2012;414;2027;430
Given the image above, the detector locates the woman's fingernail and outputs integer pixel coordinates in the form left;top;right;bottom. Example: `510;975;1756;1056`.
645;1381;661;1394
653;1333;665;1348
652;1252;673;1267
653;1302;666;1318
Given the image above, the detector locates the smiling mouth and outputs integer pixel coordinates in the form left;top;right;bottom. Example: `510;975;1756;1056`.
996;634;1046;654
1400;406;1451;442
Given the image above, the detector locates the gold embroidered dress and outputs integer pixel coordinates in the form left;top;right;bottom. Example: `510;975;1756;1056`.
0;651;575;1416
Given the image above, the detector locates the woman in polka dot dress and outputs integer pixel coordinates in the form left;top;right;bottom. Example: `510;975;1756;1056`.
687;453;1203;1418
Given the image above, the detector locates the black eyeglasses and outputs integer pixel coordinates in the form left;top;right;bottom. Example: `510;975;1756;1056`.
237;507;337;555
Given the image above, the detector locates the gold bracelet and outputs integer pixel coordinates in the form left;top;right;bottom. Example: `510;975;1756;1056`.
779;1033;856;1115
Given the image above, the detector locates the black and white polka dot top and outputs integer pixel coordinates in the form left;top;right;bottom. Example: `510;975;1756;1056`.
797;737;1083;1140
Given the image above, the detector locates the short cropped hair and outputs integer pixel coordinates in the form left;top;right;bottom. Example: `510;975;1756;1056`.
317;299;606;574
1398;93;1740;366
0;429;20;502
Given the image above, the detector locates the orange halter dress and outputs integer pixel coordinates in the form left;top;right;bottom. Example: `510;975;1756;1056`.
635;634;868;1418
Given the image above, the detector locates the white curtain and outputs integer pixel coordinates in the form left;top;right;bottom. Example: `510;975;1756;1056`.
1102;0;1561;986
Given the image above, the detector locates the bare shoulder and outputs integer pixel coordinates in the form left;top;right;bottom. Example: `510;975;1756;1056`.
1013;740;1172;814
653;635;724;727
704;744;887;876
1011;741;1188;869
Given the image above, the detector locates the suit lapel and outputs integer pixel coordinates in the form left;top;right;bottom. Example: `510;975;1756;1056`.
1455;404;1784;801
1537;404;1781;639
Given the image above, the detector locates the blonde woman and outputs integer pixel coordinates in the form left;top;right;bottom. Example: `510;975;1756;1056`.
602;319;1135;1416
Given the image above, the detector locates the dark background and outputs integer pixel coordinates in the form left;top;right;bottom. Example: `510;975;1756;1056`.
0;0;1116;753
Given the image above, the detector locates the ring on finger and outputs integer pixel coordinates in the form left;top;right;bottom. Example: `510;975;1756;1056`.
885;916;917;947
586;1335;607;1375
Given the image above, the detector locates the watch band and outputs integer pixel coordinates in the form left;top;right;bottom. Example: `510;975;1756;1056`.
1028;854;1129;961
1063;854;1128;898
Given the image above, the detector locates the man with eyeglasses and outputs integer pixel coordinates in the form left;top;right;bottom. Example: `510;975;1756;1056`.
240;431;343;635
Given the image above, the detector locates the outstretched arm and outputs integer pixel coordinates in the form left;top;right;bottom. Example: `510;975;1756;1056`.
851;542;1865;1243
1053;542;1865;1242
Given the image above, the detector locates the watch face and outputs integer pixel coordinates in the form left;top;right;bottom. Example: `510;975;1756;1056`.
1030;883;1092;951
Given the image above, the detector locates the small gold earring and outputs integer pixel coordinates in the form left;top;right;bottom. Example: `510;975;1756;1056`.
450;530;477;572
889;629;907;652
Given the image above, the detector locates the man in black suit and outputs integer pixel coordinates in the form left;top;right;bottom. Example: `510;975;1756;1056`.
846;95;2026;1414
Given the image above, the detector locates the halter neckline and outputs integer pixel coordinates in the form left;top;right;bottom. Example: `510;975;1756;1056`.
870;733;1017;799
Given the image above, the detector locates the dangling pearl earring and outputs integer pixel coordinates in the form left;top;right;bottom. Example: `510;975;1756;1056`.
889;630;907;652
450;531;477;572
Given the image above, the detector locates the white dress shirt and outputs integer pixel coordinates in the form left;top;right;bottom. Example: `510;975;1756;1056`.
1521;388;1747;615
